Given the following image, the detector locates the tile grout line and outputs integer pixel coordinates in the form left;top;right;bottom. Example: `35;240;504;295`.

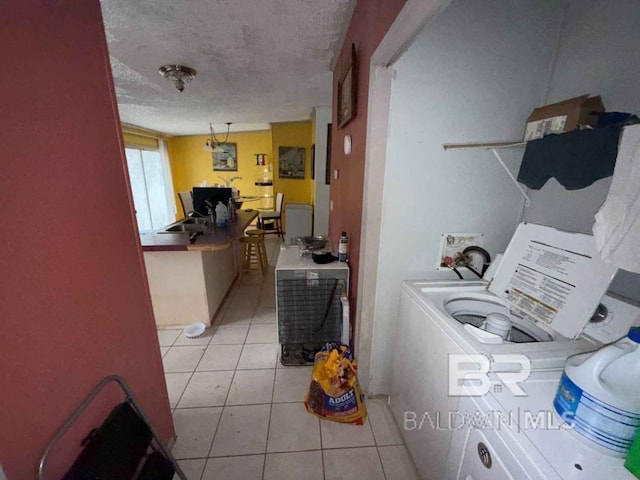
376;444;389;480
171;398;309;410
204;403;225;460
369;406;382;447
210;271;268;470
198;458;207;480
204;273;248;464
174;341;210;411
177;444;383;462
259;401;274;468
260;275;275;480
169;345;207;410
163;329;187;412
173;276;240;463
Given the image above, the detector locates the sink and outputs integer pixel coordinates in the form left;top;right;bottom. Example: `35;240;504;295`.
182;217;210;225
158;216;213;234
163;223;208;233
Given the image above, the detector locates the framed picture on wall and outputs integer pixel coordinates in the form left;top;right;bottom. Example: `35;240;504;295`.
337;43;357;129
212;143;238;171
278;146;305;179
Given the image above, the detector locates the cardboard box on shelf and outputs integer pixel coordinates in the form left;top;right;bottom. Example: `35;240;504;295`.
524;94;605;141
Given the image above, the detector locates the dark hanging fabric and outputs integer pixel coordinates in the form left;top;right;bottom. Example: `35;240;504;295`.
62;403;152;480
517;113;639;190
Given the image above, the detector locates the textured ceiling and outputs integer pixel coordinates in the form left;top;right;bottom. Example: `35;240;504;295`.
100;0;353;135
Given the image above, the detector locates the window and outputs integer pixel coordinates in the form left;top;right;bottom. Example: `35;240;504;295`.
125;140;175;234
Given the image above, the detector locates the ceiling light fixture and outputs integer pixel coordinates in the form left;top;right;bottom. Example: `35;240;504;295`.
158;64;197;92
203;122;232;153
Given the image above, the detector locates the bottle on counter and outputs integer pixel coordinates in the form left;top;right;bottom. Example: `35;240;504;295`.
206;201;215;224
227;198;235;222
338;231;348;262
215;201;228;227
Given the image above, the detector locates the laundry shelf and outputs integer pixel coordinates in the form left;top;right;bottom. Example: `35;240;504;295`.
442;140;526;150
442;140;530;206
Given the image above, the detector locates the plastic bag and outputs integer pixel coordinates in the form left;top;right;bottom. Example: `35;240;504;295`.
304;342;367;425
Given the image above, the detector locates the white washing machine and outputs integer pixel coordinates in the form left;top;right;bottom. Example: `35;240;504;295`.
390;223;640;479
444;370;636;479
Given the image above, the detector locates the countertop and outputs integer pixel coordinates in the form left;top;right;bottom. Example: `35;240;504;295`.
140;209;258;252
275;245;350;271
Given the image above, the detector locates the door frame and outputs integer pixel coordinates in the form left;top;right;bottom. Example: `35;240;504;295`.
354;0;452;392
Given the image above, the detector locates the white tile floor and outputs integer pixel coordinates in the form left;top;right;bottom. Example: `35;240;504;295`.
158;237;419;479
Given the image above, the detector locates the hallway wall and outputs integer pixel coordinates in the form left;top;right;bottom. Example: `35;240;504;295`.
0;2;174;478
329;0;408;346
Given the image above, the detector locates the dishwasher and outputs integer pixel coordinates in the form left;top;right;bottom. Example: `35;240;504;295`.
275;245;349;365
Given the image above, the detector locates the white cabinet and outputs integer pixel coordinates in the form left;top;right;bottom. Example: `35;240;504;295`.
143;248;236;326
285;204;313;245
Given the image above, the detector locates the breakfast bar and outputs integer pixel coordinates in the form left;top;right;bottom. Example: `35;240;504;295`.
141;210;258;326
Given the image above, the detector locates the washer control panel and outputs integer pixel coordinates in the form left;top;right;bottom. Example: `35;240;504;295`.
583;294;640;343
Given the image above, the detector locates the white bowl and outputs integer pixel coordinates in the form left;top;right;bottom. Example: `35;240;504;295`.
184;323;206;338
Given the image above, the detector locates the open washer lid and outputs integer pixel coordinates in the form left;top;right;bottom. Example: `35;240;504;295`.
487;223;617;339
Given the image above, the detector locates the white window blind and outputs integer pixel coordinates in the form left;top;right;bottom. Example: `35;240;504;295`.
125;140;175;233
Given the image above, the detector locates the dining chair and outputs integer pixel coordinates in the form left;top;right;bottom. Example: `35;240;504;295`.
178;191;194;217
258;192;284;240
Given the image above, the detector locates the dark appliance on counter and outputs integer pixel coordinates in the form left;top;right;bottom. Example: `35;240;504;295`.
192;187;232;216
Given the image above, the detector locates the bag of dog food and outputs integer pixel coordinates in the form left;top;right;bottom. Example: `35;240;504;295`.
304;342;367;425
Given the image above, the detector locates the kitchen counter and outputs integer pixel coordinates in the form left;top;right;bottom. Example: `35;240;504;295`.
140;209;258;252
141;209;258;326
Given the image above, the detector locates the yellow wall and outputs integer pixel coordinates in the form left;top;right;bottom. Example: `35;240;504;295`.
311;114;317;209
167;130;273;214
166;123;314;228
271;121;314;207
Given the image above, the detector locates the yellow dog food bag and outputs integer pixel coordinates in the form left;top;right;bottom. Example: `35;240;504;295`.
304;342;367;425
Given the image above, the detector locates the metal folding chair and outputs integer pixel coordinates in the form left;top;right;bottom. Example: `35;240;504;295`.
38;375;186;480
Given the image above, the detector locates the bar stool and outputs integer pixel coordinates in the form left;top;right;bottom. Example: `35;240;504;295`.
246;228;269;272
239;230;268;277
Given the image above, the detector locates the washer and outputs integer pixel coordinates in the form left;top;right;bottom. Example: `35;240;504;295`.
390;223;639;479
444;371;636;479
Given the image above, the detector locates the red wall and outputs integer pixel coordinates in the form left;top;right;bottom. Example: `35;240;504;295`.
0;2;174;478
329;0;407;336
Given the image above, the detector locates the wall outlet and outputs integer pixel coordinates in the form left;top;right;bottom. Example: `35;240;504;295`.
330;200;334;211
333;169;339;180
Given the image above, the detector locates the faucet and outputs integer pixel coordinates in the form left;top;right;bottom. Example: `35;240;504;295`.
188;210;206;218
218;176;242;187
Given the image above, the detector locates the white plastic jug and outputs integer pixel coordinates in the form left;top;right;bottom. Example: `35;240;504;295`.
215;201;228;227
553;327;640;457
